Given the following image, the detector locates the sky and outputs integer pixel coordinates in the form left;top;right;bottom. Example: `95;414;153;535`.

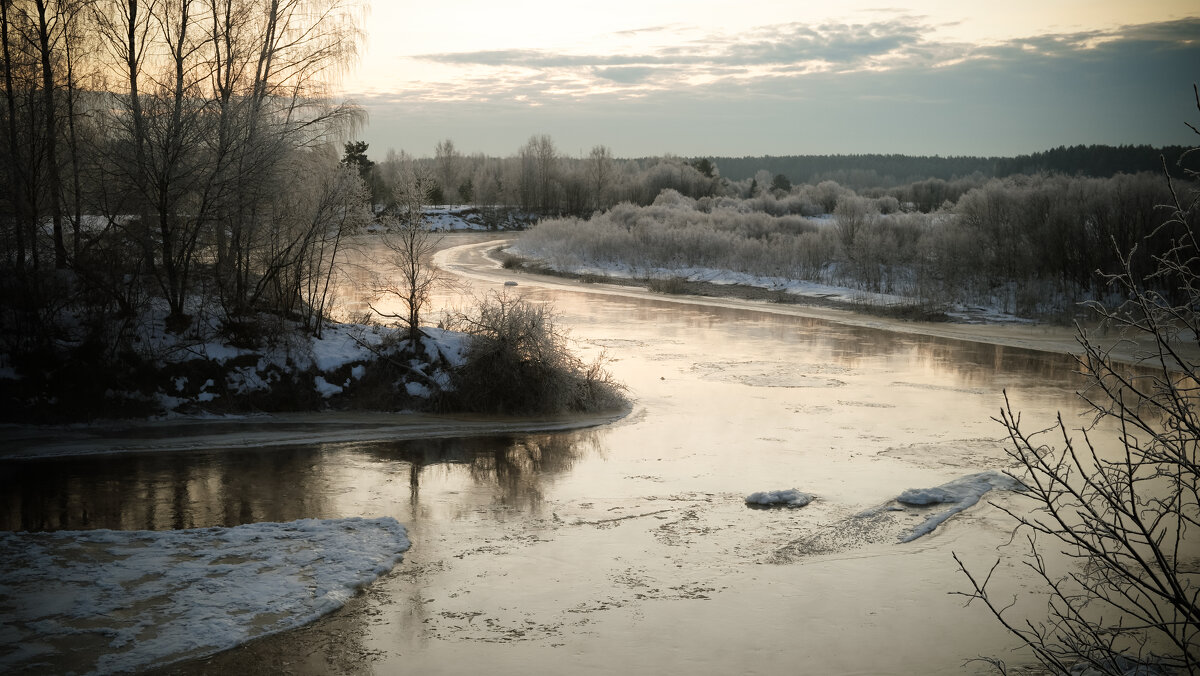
337;1;1200;159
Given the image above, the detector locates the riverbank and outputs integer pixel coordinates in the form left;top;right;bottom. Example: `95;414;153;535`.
0;234;626;427
445;239;1198;369
0;312;472;424
498;249;955;322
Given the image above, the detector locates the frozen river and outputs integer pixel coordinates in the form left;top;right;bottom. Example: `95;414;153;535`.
1;234;1112;674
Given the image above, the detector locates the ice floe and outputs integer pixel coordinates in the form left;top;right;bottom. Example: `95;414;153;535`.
890;470;1025;542
0;517;410;674
745;489;814;507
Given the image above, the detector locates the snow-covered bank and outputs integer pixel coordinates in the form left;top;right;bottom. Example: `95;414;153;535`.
0;517;410;674
442;239;1200;368
0;291;476;422
142;316;471;416
367;205;536;232
504;247;1035;325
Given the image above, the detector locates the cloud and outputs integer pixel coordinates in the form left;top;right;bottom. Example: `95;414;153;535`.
718;20;929;66
593;66;661;84
415;17;935;72
613;23;686;37
356;17;1200;157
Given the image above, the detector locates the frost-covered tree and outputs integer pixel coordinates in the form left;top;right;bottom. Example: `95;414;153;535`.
371;163;444;348
956;88;1200;675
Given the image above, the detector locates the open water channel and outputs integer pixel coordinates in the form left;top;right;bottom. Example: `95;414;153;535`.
1;234;1119;674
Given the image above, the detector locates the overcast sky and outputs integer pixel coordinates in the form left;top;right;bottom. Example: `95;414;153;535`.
338;1;1200;159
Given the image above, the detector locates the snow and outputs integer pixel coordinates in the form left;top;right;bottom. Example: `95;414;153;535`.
227;365;272;394
99;308;467;414
0;517;410;675
745;489;814;507
186;341;247;364
406;381;432;398
314;375;344;398
3;280;475;418
419;205;536;232
424;206;490;231
892;470;1026;542
309;325;376;372
509;245;1037;323
507;251;922;309
421;327;471;368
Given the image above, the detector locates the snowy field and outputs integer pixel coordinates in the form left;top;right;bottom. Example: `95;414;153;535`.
0;518;410;674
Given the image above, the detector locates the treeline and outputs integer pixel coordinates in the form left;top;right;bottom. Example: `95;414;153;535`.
364;138;988;218
993;144;1195;179
364;137;723;218
515;171;1194;319
363;139;1196;218
709;154;996;188
1;0;367;357
711;145;1197;189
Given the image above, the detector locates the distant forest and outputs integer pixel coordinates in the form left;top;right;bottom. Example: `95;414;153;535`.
708;144;1196;188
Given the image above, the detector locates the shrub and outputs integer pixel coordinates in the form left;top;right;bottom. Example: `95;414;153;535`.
440;291;626;414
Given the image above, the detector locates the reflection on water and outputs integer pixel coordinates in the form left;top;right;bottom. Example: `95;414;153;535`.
536;287;1091;398
0;432;598;533
1;237;1140;675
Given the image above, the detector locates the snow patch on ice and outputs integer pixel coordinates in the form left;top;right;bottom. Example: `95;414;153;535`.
746;489;814;507
892;470;1025;542
0;517;410;675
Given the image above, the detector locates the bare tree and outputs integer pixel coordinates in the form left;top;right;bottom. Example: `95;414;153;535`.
433;137;461;204
370;163;445;349
833;194;876;255
262;151;369;337
588;144;613;211
955;89;1200;675
518;134;558;214
87;0;364;327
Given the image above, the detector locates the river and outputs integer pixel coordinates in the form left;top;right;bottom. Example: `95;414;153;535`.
1;233;1119;674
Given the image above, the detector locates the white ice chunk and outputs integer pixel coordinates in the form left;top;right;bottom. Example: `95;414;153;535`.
895;470;1025;542
745;489;814;507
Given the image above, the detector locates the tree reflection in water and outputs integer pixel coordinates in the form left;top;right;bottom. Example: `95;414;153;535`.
0;429;600;533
